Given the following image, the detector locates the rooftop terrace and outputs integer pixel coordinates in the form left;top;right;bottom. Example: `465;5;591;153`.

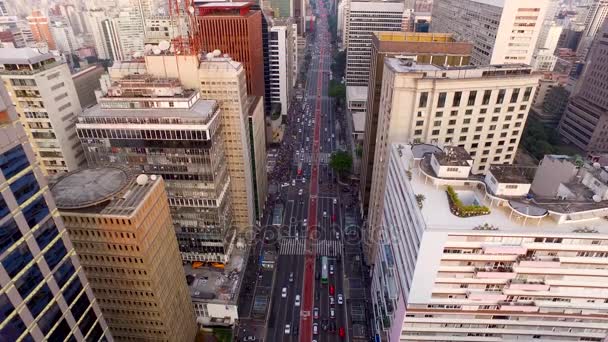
385;58;534;79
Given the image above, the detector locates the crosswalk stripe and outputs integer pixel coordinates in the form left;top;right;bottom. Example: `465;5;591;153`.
279;239;342;256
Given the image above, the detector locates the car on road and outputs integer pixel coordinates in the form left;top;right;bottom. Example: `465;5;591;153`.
302;177;306;184
281;287;287;298
329;284;335;295
329;321;336;333
289;272;294;282
303;218;307;226
329;264;334;275
292;324;299;336
333;198;337;205
243;336;256;341
291;179;296;186
336;232;340;240
329;296;335;305
298;189;303;196
294;294;301;306
284;324;290;335
281;182;290;188
323;211;327;218
339;327;345;338
313;323;319;335
330;307;335;318
337;294;343;304
313;307;319;319
321;319;328;331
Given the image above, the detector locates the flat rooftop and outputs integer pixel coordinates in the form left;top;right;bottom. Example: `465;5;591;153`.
0;47;55;65
82;99;218;121
352;111;366;133
51;167;158;217
347;86;368;102
433;146;471;167
394;144;608;235
184;245;246;304
489;164;536;184
385;58;534;79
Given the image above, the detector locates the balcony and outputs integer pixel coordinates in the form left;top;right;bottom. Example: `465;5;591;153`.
482;245;527;255
517;256;561;268
466;291;507;301
475;266;516;279
498;301;538;312
507;279;549;291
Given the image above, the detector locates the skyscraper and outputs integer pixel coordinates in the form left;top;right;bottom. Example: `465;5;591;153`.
27;10;56;50
268;19;296;116
0;80;111;342
559;19;608;153
365;59;540;262
51;166;197;341
0;47;85;175
371;143;608;341
576;0;608;59
195;2;265;97
77;74;235;262
431;0;549;65
359;31;473;211
344;0;404;86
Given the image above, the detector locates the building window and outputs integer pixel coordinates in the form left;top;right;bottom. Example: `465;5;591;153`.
510;88;520;103
467;91;477;106
26;284;53;318
437;92;447;108
1;241;33;278
414;129;422;135
15;265;44;298
436;111;443;118
450;110;458;116
523;87;533;101
461;127;469;133
0;219;22;255
432;130;440;135
482;90;492;105
496;89;506;104
10;172;39;205
0;145;29;180
416;121;424;126
452;91;462;107
418;92;428;107
480;108;487;114
33;218;59;250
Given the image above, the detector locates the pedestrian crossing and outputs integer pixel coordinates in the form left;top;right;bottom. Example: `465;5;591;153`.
299;153;331;164
279;239;342;256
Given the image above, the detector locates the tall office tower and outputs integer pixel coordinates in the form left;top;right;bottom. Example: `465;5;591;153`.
247;95;268;222
27;10;56;50
266;0;293;17
200;55;257;230
50;21;79;54
337;0;346;41
268;19;296;116
76;75;235;262
0;82;112;341
535;0;561;52
577;0;608;59
371;143;608;341
292;0;307;34
0;47;85;175
101;19;124;61
115;10;145;60
83;10;116;60
72;65;105;108
51;167;198;341
559;19;608;153
143;16;185;44
359;32;472;213
196;3;265;97
364;59;540;262
344;1;404;86
431;0;549;65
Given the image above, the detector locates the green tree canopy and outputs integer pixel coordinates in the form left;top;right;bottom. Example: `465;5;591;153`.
329;150;352;174
331;50;346;80
328;80;346;101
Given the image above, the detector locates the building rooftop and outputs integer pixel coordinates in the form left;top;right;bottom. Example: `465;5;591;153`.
352;111;365;133
346;86;367;103
489;164;536;184
199;55;243;72
184;242;247;305
350;1;404;12
433;145;471;166
81;98;219;122
385;58;535;79
0;47;55;65
393;143;608;235
51;167;159;217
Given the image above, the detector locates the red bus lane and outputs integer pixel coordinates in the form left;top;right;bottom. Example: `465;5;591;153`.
300;25;325;342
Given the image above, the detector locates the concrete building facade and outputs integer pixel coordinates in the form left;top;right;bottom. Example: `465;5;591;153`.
359;32;472;211
51;167;197;341
344;1;404;86
27;10;56;50
365;60;540;262
0;48;84;175
371;143;608;341
559;19;608;153
72;64;104;108
268;20;295;116
0;82;112;341
431;0;549;65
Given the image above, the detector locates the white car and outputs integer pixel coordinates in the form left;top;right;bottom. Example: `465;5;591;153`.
329;264;334;275
303;218;307;226
292;180;296;186
284;324;291;335
336;232;340;240
298;189;303;196
333;198;337;205
329;296;335;305
295;295;301;306
323;211;327;218
302;178;306;184
313;323;319;335
282;287;287;298
313;307;319;319
330;307;335;319
337;294;343;304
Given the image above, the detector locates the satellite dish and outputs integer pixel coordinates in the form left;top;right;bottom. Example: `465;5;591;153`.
136;174;149;185
158;40;170;51
593;195;602;202
150;175;157;181
169;45;175;53
212;49;221;57
188;5;195;14
152;47;161;55
593;162;601;169
206;52;213;59
144;44;153;53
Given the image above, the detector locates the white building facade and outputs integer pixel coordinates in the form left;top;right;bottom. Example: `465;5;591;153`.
268;22;295;116
345;0;404;86
431;0;549;65
371;143;608;341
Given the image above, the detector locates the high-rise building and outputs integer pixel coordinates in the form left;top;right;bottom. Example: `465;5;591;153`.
27;10;56;50
0;81;112;342
247;95;268;222
115;8;145;60
268;19;296;116
0;47;85;175
100;18;123;61
359;31;472;212
50;20;79;54
371;143;608;341
431;0;549;65
195;2;265;98
266;0;292;17
143;15;185;44
50;166;198;341
344;1;404;86
77;74;235;262
365;59;540;262
199;55;257;230
72;64;105;108
576;0;608;59
559;19;608;153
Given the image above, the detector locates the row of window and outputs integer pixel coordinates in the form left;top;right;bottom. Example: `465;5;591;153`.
419;88;533;108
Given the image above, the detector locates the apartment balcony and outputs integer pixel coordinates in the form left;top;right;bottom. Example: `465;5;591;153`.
475;266;516;279
482;245;527;255
517;257;561;268
498;301;538;312
507;279;550;291
466;291;507;301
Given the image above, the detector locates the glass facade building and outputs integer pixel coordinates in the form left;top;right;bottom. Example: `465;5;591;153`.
0;83;111;341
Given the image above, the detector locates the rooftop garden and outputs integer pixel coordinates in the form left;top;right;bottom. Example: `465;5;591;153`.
446;185;490;217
